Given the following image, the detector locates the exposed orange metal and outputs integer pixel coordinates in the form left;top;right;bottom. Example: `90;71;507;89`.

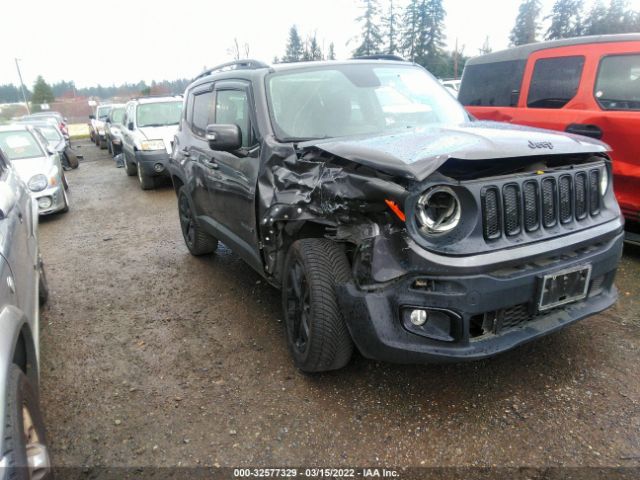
385;199;406;222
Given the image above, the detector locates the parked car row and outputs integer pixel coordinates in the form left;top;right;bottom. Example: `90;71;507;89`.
90;96;183;190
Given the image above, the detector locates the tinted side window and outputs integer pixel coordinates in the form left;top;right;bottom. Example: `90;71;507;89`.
527;56;584;109
185;92;194;126
215;90;251;148
595;54;640;111
192;91;215;137
459;60;526;107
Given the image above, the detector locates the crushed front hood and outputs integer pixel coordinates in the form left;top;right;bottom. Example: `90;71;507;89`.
301;121;609;181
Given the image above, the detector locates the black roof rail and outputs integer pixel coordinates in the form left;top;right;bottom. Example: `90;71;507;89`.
351;54;407;62
193;59;269;81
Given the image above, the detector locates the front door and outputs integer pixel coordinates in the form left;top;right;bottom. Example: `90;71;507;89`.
206;82;262;271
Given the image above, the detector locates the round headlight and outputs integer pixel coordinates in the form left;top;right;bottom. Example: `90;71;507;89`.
28;174;48;192
600;167;609;195
416;186;461;235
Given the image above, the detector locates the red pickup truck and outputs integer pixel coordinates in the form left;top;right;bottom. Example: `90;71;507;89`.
459;34;640;244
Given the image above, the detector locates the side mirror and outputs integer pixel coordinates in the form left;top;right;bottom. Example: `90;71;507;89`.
0;183;16;220
89;114;95;120
206;124;242;151
46;146;55;155
128;122;134;131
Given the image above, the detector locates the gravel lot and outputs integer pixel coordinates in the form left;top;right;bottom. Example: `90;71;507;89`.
38;141;640;471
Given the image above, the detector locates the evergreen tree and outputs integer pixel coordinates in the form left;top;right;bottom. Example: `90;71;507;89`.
584;0;609;34
307;35;323;61
327;42;336;60
411;0;447;74
604;0;638;33
31;76;55;105
545;0;584;39
510;0;542;46
283;25;304;62
353;0;384;57
382;0;399;55
400;0;421;61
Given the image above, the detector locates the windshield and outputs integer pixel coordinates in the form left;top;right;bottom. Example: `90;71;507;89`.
37;126;62;142
96;106;111;120
266;64;468;141
0;131;44;160
110;107;125;124
136;101;183;127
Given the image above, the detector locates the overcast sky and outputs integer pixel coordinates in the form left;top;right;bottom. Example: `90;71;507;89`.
1;0;639;88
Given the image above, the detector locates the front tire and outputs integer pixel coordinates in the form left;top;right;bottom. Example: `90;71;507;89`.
2;365;52;480
282;239;354;373
178;188;218;256
124;152;137;176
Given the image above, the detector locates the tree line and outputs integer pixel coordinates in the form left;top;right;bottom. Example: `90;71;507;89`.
511;0;640;46
0;78;190;105
1;0;639;104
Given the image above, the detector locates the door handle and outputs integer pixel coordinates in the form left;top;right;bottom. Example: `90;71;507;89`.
205;158;219;169
565;124;603;140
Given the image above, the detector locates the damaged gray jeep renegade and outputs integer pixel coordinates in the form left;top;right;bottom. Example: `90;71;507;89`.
168;57;623;372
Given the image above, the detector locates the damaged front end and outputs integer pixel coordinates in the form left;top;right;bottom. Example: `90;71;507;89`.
256;123;624;363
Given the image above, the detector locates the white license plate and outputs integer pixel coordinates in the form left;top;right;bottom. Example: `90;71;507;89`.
538;264;592;311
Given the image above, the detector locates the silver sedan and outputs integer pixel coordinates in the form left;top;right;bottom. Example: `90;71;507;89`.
0;125;69;215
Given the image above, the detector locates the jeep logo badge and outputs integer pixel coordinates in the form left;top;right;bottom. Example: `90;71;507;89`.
528;140;554;150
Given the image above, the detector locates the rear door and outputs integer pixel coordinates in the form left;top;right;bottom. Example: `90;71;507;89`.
182;83;220;221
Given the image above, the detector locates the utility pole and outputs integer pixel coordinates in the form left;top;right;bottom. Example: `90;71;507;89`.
454;38;459;79
14;58;30;114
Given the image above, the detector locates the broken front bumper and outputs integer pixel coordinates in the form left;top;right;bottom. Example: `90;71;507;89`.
337;221;624;364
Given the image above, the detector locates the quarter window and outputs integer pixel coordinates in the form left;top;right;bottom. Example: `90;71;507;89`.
459;60;526;107
215;90;251;147
192;90;215;137
527;56;584;109
595;54;640;111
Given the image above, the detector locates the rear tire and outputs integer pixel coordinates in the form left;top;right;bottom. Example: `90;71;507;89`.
2;365;52;480
282;239;354;373
178;188;218;256
64;147;79;169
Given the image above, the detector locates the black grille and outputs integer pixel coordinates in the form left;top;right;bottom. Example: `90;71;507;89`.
575;172;587;220
559;175;572;223
482;187;501;240
481;167;604;241
541;178;557;228
523;181;539;232
589;170;600;214
503;184;521;236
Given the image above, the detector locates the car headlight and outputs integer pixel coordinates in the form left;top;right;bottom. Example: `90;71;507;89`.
28;174;48;192
416;186;461;235
600;167;609;195
140;140;165;151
